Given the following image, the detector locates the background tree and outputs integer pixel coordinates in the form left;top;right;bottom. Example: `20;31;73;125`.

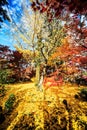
50;36;87;84
0;44;34;83
0;0;10;27
0;44;13;84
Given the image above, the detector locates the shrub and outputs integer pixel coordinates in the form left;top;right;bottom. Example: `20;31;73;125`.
0;69;8;84
0;69;15;84
79;88;87;101
0;85;5;97
5;94;16;111
75;77;87;86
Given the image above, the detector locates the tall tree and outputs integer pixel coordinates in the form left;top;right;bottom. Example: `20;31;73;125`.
8;4;65;87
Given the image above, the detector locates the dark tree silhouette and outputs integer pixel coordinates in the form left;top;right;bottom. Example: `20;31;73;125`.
0;0;10;26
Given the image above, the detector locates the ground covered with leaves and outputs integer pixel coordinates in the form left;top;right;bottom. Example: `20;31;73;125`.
0;80;87;130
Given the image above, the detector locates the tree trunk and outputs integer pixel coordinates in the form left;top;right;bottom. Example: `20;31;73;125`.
35;64;47;91
35;65;40;84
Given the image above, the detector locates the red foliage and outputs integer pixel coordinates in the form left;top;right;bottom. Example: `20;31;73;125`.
31;0;87;18
43;71;63;90
0;44;35;82
12;51;23;60
79;56;87;64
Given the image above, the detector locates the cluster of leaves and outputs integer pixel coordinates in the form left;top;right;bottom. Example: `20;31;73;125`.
0;69;14;84
5;94;16;112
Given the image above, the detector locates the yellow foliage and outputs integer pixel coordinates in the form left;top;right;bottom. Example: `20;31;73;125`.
0;82;87;129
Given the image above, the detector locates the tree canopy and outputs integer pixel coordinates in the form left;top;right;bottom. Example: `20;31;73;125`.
31;0;87;16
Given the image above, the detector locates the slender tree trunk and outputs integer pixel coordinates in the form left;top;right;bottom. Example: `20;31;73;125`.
35;64;47;91
36;65;40;84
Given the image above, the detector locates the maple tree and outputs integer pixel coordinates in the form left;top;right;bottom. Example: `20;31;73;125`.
11;51;35;82
0;44;35;83
31;0;87;18
50;36;87;84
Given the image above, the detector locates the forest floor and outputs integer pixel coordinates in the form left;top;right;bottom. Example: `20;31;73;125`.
0;79;87;130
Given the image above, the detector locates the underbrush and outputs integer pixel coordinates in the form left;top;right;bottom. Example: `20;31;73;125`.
0;84;6;97
5;94;16;112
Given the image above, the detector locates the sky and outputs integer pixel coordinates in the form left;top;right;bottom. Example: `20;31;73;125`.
0;0;27;50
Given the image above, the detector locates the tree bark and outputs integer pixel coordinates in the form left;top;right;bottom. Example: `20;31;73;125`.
35;64;47;91
35;65;40;84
